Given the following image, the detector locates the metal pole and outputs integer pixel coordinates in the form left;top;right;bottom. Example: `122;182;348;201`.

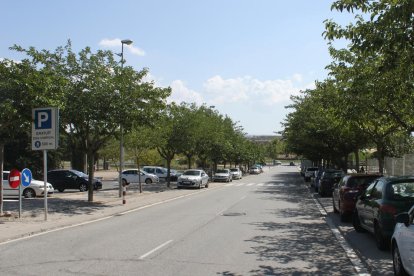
119;42;124;198
19;184;21;218
44;150;48;221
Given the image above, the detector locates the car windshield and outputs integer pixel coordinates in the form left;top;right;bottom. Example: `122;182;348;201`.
216;169;228;173
71;170;88;178
183;170;200;176
230;169;238;172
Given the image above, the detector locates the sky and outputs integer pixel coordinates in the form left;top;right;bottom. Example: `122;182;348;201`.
0;0;354;136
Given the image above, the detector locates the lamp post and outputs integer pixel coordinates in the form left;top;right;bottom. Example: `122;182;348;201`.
119;39;133;198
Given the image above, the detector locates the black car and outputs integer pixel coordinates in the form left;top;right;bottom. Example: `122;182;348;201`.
47;169;103;192
353;176;414;250
318;169;344;197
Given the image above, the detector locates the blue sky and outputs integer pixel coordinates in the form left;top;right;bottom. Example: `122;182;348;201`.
1;0;354;135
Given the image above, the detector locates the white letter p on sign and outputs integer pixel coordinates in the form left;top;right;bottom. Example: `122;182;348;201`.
37;112;49;128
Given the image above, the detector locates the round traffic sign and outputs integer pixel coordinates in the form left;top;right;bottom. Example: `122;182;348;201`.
8;169;21;189
21;168;32;187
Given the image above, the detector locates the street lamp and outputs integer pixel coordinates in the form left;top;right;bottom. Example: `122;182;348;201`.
119;39;133;198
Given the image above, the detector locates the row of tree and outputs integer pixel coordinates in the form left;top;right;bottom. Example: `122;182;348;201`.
283;0;414;172
0;41;268;206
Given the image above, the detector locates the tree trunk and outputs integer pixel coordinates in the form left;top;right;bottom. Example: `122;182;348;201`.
166;158;171;188
187;154;192;169
354;149;360;172
87;151;95;202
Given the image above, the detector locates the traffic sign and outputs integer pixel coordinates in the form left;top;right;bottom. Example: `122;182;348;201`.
21;168;32;187
8;169;21;189
32;107;59;150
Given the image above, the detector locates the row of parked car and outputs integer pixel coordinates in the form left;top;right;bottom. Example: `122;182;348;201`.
302;166;414;275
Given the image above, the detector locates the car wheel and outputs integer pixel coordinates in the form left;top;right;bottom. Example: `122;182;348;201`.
122;179;128;186
23;188;36;198
79;183;88;192
352;211;366;233
393;243;408;276
205;181;209;188
374;223;388;250
145;178;152;184
58;188;65;192
333;198;339;213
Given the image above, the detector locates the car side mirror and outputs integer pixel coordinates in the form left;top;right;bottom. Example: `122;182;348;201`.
395;212;410;227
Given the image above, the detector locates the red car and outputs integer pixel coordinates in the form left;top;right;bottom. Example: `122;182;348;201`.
332;174;381;221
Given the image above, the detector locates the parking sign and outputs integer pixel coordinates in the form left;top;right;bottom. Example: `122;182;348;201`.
32;107;59;150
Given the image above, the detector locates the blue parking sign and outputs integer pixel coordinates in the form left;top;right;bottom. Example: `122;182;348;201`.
21;168;32;187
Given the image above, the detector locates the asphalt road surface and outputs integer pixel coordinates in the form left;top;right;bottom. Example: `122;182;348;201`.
0;166;365;275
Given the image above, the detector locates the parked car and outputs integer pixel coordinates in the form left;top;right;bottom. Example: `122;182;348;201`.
121;169;159;185
312;169;324;191
318;169;345;197
353;176;414;250
142;166;169;181
47;169;103;192
2;170;54;198
176;169;209;189
230;168;242;180
274;160;282;166
249;166;261;174
333;174;382;222
213;169;232;182
391;205;414;276
304;167;318;182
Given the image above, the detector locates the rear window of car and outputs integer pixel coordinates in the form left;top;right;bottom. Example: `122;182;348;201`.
347;176;380;188
389;181;414;200
216;169;229;173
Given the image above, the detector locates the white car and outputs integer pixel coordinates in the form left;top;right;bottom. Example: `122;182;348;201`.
392;205;414;276
2;170;54;198
213;169;232;182
177;169;209;189
121;169;159;185
230;168;242;180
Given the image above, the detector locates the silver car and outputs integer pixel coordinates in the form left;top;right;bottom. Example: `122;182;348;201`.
2;171;54;198
392;205;414;276
177;169;209;189
213;169;232;182
230;168;242;180
121;169;159;185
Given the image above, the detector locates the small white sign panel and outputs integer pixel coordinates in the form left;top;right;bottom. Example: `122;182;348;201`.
32;107;59;150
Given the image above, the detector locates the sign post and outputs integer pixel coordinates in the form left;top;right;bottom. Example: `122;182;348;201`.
8;169;21;218
32;107;59;221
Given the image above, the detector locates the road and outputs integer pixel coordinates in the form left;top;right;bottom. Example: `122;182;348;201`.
0;166;374;275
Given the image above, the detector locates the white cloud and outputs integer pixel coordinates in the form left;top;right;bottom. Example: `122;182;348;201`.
203;75;314;106
169;80;204;105
99;38;146;56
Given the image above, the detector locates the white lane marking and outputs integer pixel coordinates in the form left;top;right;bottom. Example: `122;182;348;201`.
224;183;235;186
257;183;264;186
247;183;255;186
139;240;173;260
240;196;246;200
310;188;369;275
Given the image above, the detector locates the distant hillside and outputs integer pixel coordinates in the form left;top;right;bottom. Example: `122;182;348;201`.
246;135;281;144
